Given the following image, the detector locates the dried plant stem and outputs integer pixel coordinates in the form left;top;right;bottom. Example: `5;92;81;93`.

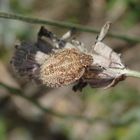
0;82;137;126
108;68;140;79
123;69;140;78
0;12;140;43
0;82;103;123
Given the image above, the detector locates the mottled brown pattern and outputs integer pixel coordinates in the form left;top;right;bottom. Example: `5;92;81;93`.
39;48;93;87
11;24;126;91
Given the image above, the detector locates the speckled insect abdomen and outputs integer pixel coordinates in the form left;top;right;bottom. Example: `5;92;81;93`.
39;48;93;87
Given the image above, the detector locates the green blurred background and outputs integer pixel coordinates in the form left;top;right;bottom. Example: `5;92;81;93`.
0;0;140;140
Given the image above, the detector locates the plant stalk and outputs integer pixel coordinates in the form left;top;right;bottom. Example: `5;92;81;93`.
0;12;140;43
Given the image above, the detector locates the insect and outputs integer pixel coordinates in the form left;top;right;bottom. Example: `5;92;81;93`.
11;22;126;91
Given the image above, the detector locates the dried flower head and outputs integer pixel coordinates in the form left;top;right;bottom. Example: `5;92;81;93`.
11;22;126;91
11;27;93;87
